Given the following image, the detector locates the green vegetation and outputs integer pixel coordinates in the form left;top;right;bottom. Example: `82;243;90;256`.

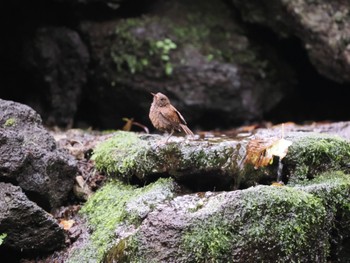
4;118;16;127
180;186;328;262
111;18;178;76
109;0;268;80
154;38;177;75
67;178;175;263
0;233;7;246
91;131;152;179
285;134;350;184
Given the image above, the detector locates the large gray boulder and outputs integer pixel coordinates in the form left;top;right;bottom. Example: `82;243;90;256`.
0;99;77;209
231;0;350;84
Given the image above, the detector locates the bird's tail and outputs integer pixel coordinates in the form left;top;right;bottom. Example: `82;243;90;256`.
180;124;194;136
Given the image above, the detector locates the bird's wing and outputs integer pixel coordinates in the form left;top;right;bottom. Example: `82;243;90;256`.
170;105;187;125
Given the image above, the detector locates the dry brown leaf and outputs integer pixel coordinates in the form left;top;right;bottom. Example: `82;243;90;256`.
245;137;292;169
271;182;285;187
59;219;75;230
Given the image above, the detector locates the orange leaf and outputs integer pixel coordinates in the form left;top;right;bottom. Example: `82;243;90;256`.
59;219;75;230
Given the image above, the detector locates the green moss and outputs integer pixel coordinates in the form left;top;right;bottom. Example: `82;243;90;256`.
0;233;7;246
92;132;240;182
180;186;328;262
111;17;178;76
91;131;152;179
67;178;175;263
4;118;16;127
285;134;350;184
294;171;350;260
181;216;234;263
110;0;268;79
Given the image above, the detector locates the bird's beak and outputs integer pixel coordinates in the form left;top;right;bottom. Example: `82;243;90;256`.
150;92;155;96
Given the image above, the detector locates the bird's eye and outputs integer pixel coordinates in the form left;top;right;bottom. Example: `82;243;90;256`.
161;98;165;101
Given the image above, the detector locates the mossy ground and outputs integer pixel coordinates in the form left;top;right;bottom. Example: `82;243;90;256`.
66;178;175;263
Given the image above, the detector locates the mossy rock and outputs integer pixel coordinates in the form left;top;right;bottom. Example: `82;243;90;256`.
114;171;350;262
92;131;247;190
119;185;328;262
66;178;177;263
92;131;350;190
284;133;350;184
294;171;350;261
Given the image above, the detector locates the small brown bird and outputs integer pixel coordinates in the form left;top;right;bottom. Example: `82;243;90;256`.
149;92;194;141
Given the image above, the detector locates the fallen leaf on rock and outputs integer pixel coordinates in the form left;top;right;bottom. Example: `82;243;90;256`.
59;219;75;231
245;137;292;169
271;182;285;187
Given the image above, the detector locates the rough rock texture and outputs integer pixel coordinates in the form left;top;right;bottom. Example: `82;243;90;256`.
92;131;350;189
70;172;350;262
0;99;77;209
79;0;295;129
22;27;89;127
66;178;178;263
92;131;249;190
231;0;350;84
0;182;65;252
122;185;329;262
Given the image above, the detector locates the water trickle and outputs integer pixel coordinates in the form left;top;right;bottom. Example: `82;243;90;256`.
277;157;283;183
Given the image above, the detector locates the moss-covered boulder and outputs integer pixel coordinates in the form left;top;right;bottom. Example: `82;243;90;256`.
66;130;350;262
92;131;350;190
92;131;248;190
67;178;178;263
104;171;350;262
80;0;295;129
108;185;330;262
294;171;350;261
284;133;350;184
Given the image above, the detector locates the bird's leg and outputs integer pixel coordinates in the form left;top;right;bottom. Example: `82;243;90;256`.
165;129;174;143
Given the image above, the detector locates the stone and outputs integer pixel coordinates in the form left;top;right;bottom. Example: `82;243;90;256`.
0;182;65;252
231;0;350;84
0;99;77;209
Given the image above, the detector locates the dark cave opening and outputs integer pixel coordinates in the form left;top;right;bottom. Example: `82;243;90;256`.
245;24;350;124
264;35;350;123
